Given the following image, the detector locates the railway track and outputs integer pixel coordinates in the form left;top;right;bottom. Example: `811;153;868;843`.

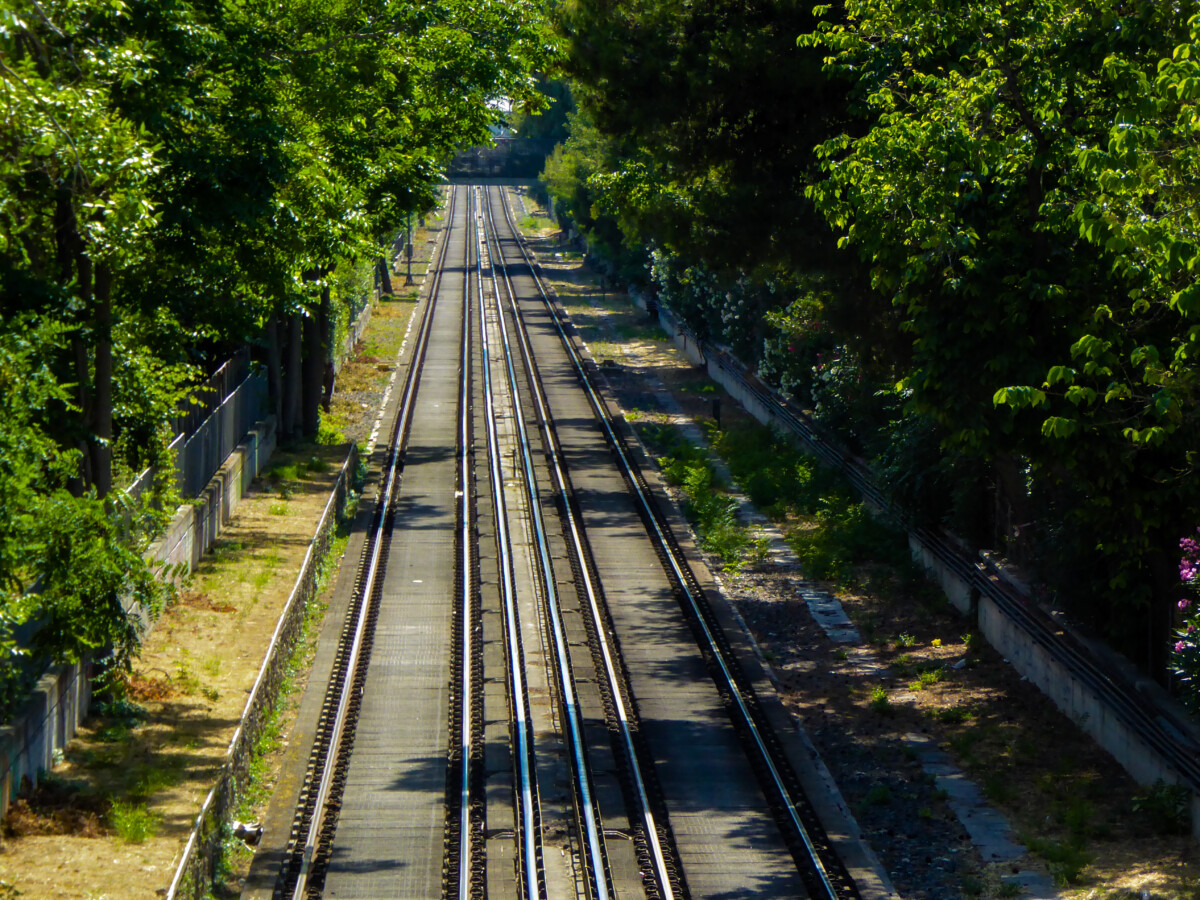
260;184;866;900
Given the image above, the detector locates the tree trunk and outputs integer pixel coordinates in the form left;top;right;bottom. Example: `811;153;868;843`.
301;287;329;437
57;196;98;495
282;312;302;440
377;257;393;295
265;314;283;429
69;333;92;496
91;262;113;498
320;286;335;413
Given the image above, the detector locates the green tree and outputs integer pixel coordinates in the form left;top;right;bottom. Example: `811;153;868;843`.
805;0;1196;670
0;0;553;715
558;0;848;271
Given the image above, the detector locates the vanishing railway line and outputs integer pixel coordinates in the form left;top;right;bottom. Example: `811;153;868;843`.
258;184;863;900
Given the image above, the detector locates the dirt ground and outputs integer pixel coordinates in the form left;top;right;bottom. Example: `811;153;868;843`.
0;220;435;900
0;444;347;900
512;187;1200;899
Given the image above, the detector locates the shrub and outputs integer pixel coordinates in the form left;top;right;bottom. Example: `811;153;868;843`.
1133;779;1191;835
1024;836;1090;886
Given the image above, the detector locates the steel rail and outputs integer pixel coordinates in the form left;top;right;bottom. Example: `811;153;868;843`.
284;186;461;899
492;188;853;900
482;186;681;900
479;189;614;900
473;187;544;900
454;184;477;900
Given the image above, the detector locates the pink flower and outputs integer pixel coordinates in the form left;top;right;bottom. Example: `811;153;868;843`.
1176;641;1188;653
1180;599;1193;610
1189;625;1197;634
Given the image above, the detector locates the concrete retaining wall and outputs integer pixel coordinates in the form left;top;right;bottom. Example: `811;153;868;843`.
0;665;90;817
0;416;278;818
151;416;277;575
642;291;1200;835
917;544;1200;834
338;299;373;369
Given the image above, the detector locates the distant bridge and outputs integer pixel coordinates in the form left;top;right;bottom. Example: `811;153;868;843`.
445;138;557;182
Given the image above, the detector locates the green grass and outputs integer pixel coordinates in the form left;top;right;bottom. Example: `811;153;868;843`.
869;685;892;713
128;760;186;799
109;800;159;843
267;463;304;482
931;704;972;724
615;320;667;341
908;669;943;691
1024;835;1091;886
864;782;893;805
637;424;762;571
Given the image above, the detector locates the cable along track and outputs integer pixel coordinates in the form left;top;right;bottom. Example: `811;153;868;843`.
484;185;863;900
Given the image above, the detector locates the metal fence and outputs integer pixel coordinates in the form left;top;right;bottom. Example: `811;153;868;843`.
165;444;359;900
173;372;268;499
173;349;252;445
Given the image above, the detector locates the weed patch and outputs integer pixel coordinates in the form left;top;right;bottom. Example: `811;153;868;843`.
639;425;760;571
108;799;159;843
1024;834;1091;886
1133;779;1192;835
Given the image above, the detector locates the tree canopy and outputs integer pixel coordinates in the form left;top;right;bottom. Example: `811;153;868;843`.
548;0;1200;680
0;0;548;712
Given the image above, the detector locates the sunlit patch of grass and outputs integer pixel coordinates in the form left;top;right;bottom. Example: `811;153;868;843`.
109;800;159;844
588;341;622;363
127;758;186;799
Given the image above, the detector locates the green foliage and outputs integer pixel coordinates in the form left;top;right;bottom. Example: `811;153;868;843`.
864;782;893;805
788;496;906;587
108;799;160;844
1024;835;1091;886
908;669;942;691
932;705;972;725
0;0;553;720
800;0;1200;661
1132;779;1192;835
558;0;847;271
712;421;836;514
868;685;891;713
639;424;759;571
